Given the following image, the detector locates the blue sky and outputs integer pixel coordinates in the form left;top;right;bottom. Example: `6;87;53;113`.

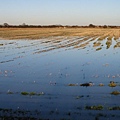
0;0;120;25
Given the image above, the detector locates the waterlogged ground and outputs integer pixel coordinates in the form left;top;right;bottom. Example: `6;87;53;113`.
0;37;120;120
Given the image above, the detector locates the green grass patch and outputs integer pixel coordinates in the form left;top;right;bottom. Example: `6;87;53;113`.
21;92;29;95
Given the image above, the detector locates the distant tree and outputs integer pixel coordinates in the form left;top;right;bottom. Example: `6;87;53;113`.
3;23;9;27
103;25;108;28
22;23;26;26
89;24;95;28
19;23;28;28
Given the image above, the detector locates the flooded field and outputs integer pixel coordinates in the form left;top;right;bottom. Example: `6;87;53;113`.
0;35;120;119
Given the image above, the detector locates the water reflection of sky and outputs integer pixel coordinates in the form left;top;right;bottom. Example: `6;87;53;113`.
0;39;120;85
0;39;120;119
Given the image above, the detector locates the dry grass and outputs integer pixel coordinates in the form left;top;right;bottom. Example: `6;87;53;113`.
1;28;120;51
93;42;101;47
0;28;120;40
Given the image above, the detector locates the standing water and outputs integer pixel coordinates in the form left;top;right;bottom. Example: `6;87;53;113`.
0;38;120;119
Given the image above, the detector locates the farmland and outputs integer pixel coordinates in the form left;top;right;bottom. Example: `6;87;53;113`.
0;28;120;119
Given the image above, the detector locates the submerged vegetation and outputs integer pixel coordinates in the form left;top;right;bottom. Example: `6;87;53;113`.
111;91;120;95
114;42;120;48
108;81;117;87
106;39;112;49
21;92;29;95
96;47;102;51
21;91;45;96
85;105;103;110
93;42;101;47
0;105;120;120
108;106;120;110
68;83;78;86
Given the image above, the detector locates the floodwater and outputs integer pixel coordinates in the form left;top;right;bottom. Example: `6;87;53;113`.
0;37;120;120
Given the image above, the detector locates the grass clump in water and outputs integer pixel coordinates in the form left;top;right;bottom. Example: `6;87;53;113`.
96;47;102;51
68;83;77;86
0;44;4;46
85;105;103;110
108;106;120;110
93;42;101;47
21;91;45;96
106;40;112;49
99;83;104;86
111;91;120;95
29;92;36;96
114;42;120;48
108;81;116;87
21;92;29;95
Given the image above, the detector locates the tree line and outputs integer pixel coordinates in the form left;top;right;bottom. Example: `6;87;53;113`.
0;23;120;28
